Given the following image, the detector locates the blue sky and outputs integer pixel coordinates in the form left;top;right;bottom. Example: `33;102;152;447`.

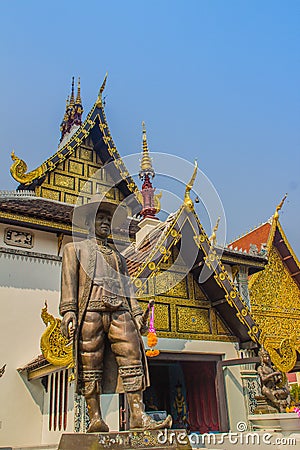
0;1;299;255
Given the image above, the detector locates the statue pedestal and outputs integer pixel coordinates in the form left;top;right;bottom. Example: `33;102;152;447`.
254;395;279;414
249;412;300;433
58;430;191;450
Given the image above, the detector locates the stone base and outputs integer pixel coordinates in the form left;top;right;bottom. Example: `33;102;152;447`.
249;412;300;433
254;395;279;414
58;430;191;450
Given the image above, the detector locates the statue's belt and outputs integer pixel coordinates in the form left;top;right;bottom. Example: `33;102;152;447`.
91;277;126;311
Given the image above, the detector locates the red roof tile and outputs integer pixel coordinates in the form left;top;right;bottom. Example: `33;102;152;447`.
229;222;271;253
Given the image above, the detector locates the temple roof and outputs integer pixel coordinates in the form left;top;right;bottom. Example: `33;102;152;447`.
125;202;265;345
0;190;139;240
10;75;138;204
229;213;300;289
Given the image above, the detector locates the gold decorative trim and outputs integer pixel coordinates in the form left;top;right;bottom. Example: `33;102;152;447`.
0;211;73;233
40;303;74;368
10;151;47;184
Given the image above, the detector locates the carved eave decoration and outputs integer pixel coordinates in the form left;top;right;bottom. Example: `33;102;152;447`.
10;74;137;199
249;214;300;373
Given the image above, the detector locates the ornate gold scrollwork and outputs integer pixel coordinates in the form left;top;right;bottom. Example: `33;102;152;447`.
40;303;74;368
10;151;47;185
262;337;297;373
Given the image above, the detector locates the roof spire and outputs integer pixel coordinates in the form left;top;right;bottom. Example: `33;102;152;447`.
96;73;108;107
69;76;75;107
75;77;82;105
137;122;159;220
140;122;155;178
274;193;288;220
74;77;83;126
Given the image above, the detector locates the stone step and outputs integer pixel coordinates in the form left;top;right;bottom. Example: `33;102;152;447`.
0;446;57;450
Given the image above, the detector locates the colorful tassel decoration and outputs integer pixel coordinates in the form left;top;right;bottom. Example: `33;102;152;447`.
146;303;160;358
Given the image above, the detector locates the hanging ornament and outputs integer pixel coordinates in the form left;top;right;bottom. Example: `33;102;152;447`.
146;304;160;357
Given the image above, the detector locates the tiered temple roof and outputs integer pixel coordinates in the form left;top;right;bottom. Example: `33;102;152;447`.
229;196;300;372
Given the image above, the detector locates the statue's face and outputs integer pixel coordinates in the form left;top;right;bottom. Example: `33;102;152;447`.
261;352;271;364
94;210;112;239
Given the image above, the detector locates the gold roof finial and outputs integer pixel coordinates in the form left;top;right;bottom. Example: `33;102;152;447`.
184;160;198;211
274;193;287;220
96;73;108;107
209;217;220;246
140;121;154;175
75;77;82;105
69;77;75;106
100;72;108;95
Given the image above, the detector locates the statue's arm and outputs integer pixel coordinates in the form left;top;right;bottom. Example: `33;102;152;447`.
59;243;79;316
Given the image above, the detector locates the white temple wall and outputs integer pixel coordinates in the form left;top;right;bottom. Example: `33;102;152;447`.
0;251;61;447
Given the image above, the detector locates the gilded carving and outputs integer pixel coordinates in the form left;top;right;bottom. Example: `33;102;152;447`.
69;160;84;175
154;272;187;297
40;303;73;368
41;188;60;201
10;151;47;185
139;301;170;331
79;180;92;194
88;165;100;178
176;306;210;333
80;148;93;161
54;174;75;189
65;193;80;204
250;245;300;371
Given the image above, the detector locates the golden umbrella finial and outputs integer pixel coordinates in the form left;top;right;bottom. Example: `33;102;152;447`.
274;193;287;220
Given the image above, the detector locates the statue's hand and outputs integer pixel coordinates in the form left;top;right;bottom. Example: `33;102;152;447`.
61;311;77;340
135;314;148;336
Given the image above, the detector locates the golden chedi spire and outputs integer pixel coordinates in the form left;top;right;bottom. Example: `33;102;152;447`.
274;193;287;221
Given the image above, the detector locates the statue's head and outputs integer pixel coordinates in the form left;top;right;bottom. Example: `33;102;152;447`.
86;208;112;239
258;347;271;364
72;193;127;233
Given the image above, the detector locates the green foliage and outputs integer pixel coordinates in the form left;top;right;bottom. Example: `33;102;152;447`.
290;384;300;404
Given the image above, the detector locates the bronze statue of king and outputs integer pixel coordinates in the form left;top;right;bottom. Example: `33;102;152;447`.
59;194;172;433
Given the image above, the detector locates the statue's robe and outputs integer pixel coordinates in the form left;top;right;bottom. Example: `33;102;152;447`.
59;238;150;394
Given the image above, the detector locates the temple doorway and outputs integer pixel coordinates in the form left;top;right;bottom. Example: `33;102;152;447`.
144;359;220;433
